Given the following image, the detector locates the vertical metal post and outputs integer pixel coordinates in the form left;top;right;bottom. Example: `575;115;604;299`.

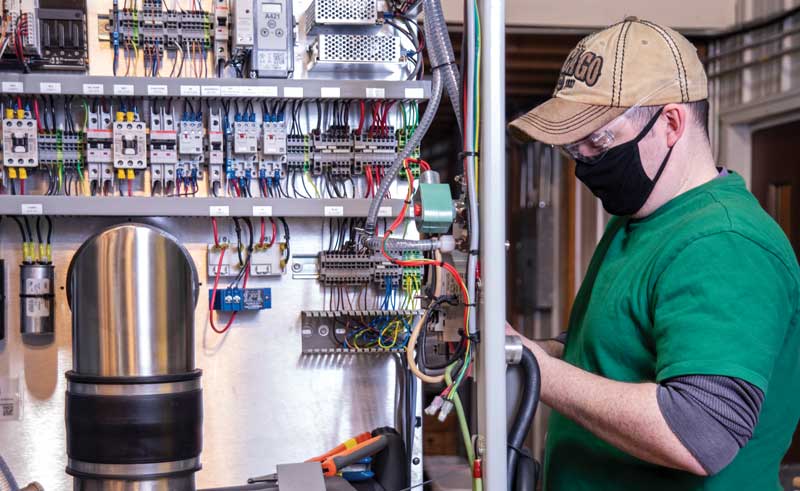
478;0;507;489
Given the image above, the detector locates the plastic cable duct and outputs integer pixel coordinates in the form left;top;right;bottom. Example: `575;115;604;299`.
363;0;462;241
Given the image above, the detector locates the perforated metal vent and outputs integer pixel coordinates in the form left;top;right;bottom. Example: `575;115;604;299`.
318;34;401;64
314;0;377;24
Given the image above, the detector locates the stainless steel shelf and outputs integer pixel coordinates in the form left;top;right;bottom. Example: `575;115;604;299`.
0;74;431;100
0;196;406;217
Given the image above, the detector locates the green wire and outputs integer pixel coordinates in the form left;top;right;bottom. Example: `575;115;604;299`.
445;363;475;465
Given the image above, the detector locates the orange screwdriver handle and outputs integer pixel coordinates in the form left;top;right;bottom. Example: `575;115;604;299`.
320;435;388;477
307;431;373;463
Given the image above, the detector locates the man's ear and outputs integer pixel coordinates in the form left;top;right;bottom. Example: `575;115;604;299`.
662;103;687;147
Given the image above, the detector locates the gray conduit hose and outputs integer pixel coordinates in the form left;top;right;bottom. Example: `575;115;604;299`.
507;347;541;491
0;454;20;491
364;0;462;243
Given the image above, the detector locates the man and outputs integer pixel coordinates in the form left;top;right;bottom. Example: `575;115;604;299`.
506;17;800;491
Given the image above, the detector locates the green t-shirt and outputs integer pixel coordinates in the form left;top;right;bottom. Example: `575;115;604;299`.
544;172;800;491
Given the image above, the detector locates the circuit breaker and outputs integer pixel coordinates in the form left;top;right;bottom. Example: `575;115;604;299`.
252;0;294;78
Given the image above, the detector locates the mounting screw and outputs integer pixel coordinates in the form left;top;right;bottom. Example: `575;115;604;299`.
412;457;420;465
291;262;302;273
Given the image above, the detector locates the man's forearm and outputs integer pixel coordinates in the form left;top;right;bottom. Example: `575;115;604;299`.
536;339;564;359
523;339;706;476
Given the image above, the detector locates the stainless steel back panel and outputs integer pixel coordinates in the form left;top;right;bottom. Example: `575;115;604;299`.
0;217;403;490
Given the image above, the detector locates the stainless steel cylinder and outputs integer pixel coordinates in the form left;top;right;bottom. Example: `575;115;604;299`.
67;223;198;376
19;263;55;342
65;224;201;491
419;169;441;184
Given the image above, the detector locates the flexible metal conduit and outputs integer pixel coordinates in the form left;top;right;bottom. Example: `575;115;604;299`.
363;0;461;243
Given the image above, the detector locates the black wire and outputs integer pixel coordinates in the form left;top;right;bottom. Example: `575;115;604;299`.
45;216;52;245
21;217;32;245
35;216;43;245
9;216;27;243
279;217;290;262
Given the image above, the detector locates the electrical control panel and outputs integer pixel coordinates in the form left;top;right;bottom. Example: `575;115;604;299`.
252;0;294;78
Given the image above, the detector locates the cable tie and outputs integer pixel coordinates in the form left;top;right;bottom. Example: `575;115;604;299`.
465;302;477;307
431;60;457;71
458;151;481;160
467;332;480;343
469;249;479;256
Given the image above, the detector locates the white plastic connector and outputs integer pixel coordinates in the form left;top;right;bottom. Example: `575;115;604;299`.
438;235;455;253
425;395;445;416
437;400;454;422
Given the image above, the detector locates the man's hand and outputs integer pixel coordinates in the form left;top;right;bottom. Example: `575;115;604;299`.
505;323;565;359
504;324;706;477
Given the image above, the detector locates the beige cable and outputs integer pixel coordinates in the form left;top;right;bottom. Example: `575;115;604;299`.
406;251;446;384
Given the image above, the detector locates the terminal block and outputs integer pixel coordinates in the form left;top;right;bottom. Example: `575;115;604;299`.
112;120;147;169
39;131;82;167
209;287;271;312
2;110;38;168
208;242;284;278
300;309;423;354
353;130;397;175
312;127;353;176
149;106;178;193
286;134;312;172
318;252;402;287
86;106;114;192
397;126;420;179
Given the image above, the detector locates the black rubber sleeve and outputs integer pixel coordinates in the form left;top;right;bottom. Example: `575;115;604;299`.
66;389;203;467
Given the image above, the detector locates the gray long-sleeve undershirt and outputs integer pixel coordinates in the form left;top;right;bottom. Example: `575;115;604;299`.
551;333;763;475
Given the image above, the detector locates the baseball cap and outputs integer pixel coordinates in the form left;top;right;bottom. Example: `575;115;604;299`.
508;17;708;146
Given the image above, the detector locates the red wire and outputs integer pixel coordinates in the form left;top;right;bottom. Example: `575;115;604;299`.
127;178;132;197
211;217;220;247
364;165;372;197
33;99;41;132
209;247;238;334
19;179;24;195
357;100;366;134
269;218;277;247
259;217;266;247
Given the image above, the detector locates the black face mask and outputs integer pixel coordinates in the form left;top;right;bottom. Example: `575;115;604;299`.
574;108;674;216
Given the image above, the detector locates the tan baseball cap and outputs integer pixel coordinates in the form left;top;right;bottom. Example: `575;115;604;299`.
509;17;708;145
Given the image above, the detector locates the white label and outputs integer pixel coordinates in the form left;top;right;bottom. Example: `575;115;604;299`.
405;87;425;99
321;87;340;98
335;328;346;335
20;203;42;215
180;85;201;96
40;82;61;94
147;84;169;96
378;206;393;217
114;84;134;95
1;81;23;93
25;298;50;318
253;86;278;97
82;83;104;95
252;205;273;217
209;205;230;217
24;277;50;294
202;85;221;96
221;86;243;97
284;86;304;98
324;205;344;217
366;87;385;99
240;86;257;97
301;328;312;336
0;377;21;421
